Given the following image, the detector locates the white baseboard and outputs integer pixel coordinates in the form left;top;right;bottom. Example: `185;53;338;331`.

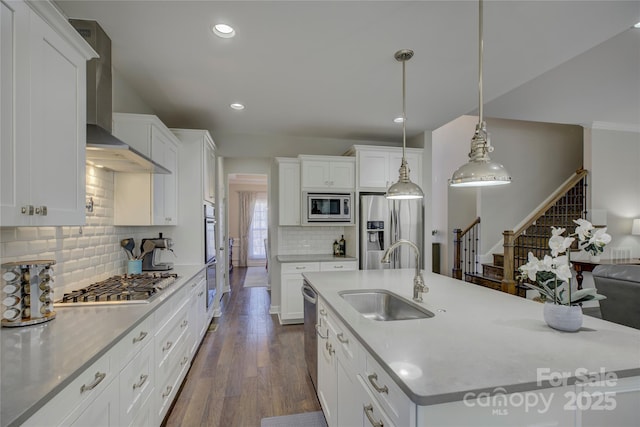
269;305;280;315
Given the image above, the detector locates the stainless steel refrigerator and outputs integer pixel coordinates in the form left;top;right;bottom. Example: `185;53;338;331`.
359;194;423;270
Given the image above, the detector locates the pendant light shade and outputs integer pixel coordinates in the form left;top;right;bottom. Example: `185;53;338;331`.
386;49;424;200
449;0;511;188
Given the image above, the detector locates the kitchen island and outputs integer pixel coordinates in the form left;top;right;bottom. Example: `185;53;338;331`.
303;269;640;426
0;264;207;427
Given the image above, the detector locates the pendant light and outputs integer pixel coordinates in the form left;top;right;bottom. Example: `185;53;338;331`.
386;49;424;200
449;0;511;187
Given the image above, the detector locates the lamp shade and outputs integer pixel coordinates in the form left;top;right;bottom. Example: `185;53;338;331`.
450;158;511;187
632;219;640;235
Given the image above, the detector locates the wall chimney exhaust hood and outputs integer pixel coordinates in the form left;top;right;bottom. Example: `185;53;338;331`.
70;19;169;174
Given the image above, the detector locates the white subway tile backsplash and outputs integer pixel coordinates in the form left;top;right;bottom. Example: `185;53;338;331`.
278;226;346;255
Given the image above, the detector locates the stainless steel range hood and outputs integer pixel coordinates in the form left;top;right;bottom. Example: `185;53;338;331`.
70;19;169;174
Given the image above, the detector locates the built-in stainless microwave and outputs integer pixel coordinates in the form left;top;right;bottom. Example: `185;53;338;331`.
304;192;352;223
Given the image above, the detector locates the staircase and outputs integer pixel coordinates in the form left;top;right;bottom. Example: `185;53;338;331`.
453;169;589;297
464;254;527;297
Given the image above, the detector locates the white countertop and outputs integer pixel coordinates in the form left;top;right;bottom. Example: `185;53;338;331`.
277;254;357;263
0;264;205;427
302;269;640;406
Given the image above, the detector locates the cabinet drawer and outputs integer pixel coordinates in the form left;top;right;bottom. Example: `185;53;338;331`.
327;311;360;376
155;304;189;383
281;262;320;274
156;335;190;421
363;353;415;427
112;314;155;371
358;375;396;427
23;350;114;426
320;261;357;272
119;340;154;427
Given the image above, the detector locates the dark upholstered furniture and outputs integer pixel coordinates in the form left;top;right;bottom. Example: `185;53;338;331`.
592;264;640;329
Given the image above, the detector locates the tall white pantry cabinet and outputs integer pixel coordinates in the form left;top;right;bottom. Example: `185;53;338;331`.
0;0;97;226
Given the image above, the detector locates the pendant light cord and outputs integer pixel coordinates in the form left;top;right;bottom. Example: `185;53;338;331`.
478;0;484;125
402;57;407;161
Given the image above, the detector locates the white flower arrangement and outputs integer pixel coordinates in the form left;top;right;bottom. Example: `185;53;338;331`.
518;219;611;305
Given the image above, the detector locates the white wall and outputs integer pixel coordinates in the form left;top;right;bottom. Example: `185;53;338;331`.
432;116;583;274
587;126;640;259
112;67;156;115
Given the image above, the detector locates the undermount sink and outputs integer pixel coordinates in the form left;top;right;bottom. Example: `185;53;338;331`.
339;289;435;321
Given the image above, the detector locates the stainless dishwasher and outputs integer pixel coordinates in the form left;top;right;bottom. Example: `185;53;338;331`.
302;280;318;390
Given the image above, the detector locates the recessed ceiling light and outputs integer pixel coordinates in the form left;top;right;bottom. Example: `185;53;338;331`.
230;103;245;110
213;23;235;38
634;22;640;29
393;117;405;123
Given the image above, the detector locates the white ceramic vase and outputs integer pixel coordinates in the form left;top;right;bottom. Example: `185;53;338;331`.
543;302;583;332
590;254;601;262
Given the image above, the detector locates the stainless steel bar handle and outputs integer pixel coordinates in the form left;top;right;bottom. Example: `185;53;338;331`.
333;265;344;269
132;331;148;343
301;284;317;304
162;341;173;352
337;332;349;344
363;404;384;427
80;372;106;394
326;341;335;355
162;385;173;399
132;374;148;390
315;324;328;339
367;373;389;394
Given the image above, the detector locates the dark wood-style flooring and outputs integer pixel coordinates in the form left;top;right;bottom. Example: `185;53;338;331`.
164;267;321;426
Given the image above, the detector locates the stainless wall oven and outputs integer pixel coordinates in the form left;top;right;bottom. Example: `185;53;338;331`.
204;204;217;310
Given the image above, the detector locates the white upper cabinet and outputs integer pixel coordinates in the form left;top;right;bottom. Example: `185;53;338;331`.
170;128;216;206
0;0;96;226
300;155;355;191
349;145;423;191
113;114;180;226
203;136;216;204
276;157;301;226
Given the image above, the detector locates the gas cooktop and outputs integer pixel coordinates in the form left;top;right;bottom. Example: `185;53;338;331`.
56;272;179;306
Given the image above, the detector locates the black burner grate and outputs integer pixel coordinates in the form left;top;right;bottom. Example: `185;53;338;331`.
57;273;178;304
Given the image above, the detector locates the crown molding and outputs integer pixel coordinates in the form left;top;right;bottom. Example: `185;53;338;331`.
588;121;640;133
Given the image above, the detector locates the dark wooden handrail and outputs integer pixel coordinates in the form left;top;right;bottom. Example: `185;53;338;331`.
502;169;588;295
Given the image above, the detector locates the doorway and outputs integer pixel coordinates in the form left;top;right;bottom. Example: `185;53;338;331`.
228;173;269;269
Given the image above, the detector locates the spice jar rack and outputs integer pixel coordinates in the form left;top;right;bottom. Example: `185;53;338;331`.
2;260;56;327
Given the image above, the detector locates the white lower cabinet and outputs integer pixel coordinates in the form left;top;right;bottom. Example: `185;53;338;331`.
280;262;320;323
358;375;396;427
154;295;191;422
318;295;640;427
119;339;154;427
280;261;356;324
317;296;412;427
67;375;120;427
316;299;338;427
22;270;210;427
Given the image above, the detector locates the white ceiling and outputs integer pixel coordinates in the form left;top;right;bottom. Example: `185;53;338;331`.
56;0;640;144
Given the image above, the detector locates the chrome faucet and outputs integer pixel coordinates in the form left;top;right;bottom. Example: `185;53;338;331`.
381;239;428;302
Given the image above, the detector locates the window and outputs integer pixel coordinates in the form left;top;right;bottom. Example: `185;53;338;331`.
249;193;268;259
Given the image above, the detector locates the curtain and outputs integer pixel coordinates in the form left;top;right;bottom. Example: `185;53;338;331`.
249;193;268;259
238;191;257;267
